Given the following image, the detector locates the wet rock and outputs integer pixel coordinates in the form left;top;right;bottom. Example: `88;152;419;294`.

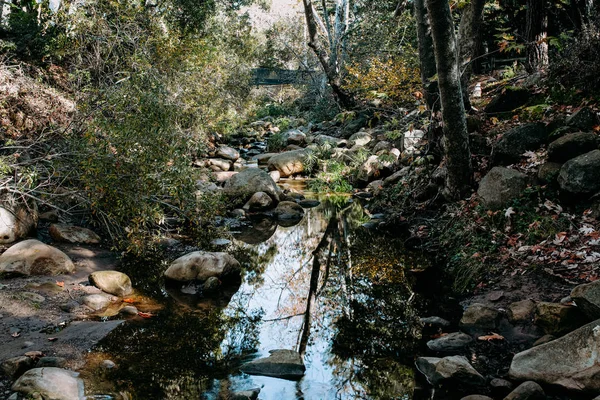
537;162;562;183
548;132;599;163
420;316;451;328
509;319;600;392
298;200;320;208
558;150;600;195
242;192;273;211
461;396;493;400
460;303;500;334
164;251;241;283
0;203;37;244
508;299;536;324
0;239;75;276
89;271;132;297
36;357;67;368
532;334;555;347
571;279;600;319
49;224;101;244
82;294;112;311
485;86;530;114
273;201;305;223
267;149;310;178
11;367;84;400
492;123;547;165
349;131;372;147
223;168;282;206
477;167;528;210
534;302;586;335
383;167;411;187
240;349;305;380
565;107;599;131
217;146;240;162
415;355;485;388
230;388;261;400
1;356;35;379
427;332;473;353
119;305;138;316
503;381;545;400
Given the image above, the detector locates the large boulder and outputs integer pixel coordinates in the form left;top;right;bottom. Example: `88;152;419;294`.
477;167;529;210
558;150;600;195
485;86;530;114
416;355;485;388
349;131;372;147
11;367;84;400
534;302;586;335
283;129;306;146
0;239;75;276
223;168;282;206
571;280;600;320
1;356;35;379
492;123;547;165
240;349;305;380
49;224;101;244
508;319;600;392
504;381;545;400
216;146;240;162
243;192;273;211
268;149;309;178
547;132;599;163
164;251;241;283
253;153;277;166
89;271;132;297
0;203;37;244
565;107;599;131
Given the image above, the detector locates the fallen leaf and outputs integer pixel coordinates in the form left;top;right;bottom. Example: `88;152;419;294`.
122;298;135;304
137;312;154;319
478;333;504;341
11;332;20;338
505;207;516;218
55;281;64;287
48;337;58;342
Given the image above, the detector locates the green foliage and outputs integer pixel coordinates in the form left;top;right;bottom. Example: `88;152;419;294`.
266;132;286;152
254;103;292;119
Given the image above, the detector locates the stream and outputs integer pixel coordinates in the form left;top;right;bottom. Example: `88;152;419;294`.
81;186;449;400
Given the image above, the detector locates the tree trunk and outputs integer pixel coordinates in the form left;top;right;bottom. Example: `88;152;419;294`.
525;0;548;73
458;0;485;111
425;0;473;200
414;0;438;111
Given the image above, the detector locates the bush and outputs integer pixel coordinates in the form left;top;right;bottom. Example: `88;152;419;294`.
266;132;286;152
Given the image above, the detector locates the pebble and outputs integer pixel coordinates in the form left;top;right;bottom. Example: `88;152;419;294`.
487;290;504;302
420;316;451;327
22;341;34;349
102;360;116;369
210;238;231;246
120;306;138;316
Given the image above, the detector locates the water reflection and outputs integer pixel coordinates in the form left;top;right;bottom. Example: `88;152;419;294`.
84;197;428;400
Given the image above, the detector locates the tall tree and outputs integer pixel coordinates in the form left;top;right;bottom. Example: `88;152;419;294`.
525;0;548;73
301;0;355;109
413;0;438;110
458;0;486;111
425;0;473;199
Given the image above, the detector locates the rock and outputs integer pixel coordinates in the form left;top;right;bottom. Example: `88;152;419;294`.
357;155;393;182
39;210;59;222
420;316;451;328
60;301;79;313
508;299;536;324
415;355;485;388
82;294;112;311
509;319;600;392
571;280;600;320
298;200;320;208
49;224;101;244
208;158;233;171
469;133;491;155
349;132;372;147
315;134;345;147
36;357;67;368
558;150;600;195
490;378;513;395
223;168;282;206
487;290;504;302
269;170;281;183
267;149;309;178
485;86;530;114
548;132;599;163
460;303;500;334
427;332;473;353
240;349;305;380
273;201;305;223
284;129;306;146
203;276;221;292
1;356;35;379
461;396;493;400
253;153;277;165
373;141;393;154
383;167;411;187
532;334;555;347
120;305;138;316
21;292;45;303
89;271;132;297
234;218;277;244
164;252;241;283
101;360;116;369
367;180;384;195
0;239;75;276
214;171;238;183
403;129;426;154
492;123;547;165
477;167;529;210
565;107;599;131
242;192;273;211
11;367;84;400
217;146;240;162
504;381;545;400
211;238;231;246
537;162;562;183
231;209;245;218
230;388;261;400
0;204;37;244
535;301;587;335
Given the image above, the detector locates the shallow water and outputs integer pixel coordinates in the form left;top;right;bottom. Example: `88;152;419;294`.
83;195;435;400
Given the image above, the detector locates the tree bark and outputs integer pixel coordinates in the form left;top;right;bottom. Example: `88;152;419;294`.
414;0;438;111
458;0;485;111
525;0;548;73
425;0;473;200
